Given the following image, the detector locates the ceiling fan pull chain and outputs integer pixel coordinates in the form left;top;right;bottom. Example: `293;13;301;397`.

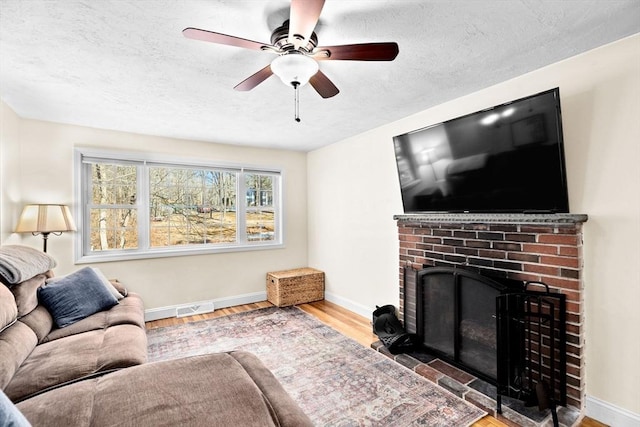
293;81;301;122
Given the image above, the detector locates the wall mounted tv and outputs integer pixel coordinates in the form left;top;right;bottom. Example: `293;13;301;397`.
393;88;569;213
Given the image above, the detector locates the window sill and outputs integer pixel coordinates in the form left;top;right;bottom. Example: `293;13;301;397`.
75;242;285;264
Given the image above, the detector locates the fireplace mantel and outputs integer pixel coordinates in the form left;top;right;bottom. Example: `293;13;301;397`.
394;213;588;225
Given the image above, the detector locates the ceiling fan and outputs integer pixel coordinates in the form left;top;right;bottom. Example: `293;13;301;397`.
183;0;399;121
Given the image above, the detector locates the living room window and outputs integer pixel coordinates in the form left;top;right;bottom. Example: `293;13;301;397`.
75;148;282;262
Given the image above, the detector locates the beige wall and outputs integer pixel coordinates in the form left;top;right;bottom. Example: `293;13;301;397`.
0;101;22;244
308;34;640;418
0;113;309;310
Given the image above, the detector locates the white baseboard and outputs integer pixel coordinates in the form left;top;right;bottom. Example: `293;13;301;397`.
585;395;640;427
324;291;374;320
144;291;266;322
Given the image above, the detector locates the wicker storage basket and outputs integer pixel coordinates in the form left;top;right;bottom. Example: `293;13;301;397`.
266;268;325;307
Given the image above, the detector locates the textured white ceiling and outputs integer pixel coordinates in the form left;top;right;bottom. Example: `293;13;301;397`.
1;1;639;152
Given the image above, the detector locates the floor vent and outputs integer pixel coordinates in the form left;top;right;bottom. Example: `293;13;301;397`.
176;301;215;318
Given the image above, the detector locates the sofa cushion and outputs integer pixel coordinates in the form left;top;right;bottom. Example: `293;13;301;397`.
17;351;313;427
0;245;56;285
38;267;119;328
0;285;17;332
5;323;147;402
10;274;47;317
42;292;145;343
17;306;54;344
0;322;38;391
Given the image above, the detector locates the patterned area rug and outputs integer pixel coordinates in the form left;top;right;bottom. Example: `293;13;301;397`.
147;306;486;426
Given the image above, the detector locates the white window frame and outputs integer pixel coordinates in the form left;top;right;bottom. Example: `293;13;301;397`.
74;148;283;263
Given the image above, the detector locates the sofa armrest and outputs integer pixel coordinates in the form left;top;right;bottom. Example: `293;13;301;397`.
18;352;312;427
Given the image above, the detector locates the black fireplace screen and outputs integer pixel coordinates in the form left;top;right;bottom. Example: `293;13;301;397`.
404;266;566;415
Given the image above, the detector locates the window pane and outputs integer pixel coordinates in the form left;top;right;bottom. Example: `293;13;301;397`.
90;163;137;205
89;208;138;250
246;174;273;208
245;173;275;242
246;210;275;241
149;166;237;247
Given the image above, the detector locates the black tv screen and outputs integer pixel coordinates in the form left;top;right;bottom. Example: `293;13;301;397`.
393;88;569;213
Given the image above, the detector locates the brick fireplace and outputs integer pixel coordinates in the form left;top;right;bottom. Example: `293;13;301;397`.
394;213;588;415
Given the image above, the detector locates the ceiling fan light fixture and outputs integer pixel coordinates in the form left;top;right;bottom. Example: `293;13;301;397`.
271;53;319;87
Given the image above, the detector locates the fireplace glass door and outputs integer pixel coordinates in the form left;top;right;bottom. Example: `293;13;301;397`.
459;274;501;379
418;267;507;382
419;271;455;357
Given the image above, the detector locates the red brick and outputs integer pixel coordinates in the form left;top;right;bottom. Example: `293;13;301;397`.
444;254;467;264
561;268;580;279
429;359;475;384
413;227;434;235
522;243;558;255
566;396;581;410
566;323;581;335
478;232;504;240
538;234;578;245
467;240;491;249
494;261;523;271
415;363;442;383
423;251;444;260
399;240;416;248
493;242;522;251
507;272;541;282
566;301;581;314
561;289;581;304
566;313;581;325
508;252;539;262
416;243;434;250
524;264;560;276
400;234;423;243
453;230;477;239
456;247;479;256
505;233;537;242
559;246;579;257
422;237;442;244
545;276;581;291
479;249;506;259
540;255;580;268
442;238;465;247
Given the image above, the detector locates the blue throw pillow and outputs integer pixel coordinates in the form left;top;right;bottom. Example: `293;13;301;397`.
38;267;118;328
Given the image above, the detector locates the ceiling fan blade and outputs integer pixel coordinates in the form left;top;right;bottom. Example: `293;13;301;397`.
234;65;274;91
183;27;269;51
309;71;339;98
313;42;399;61
288;0;325;49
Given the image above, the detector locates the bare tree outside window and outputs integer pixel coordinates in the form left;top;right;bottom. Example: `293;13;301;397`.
89;163;138;251
149;167;237;246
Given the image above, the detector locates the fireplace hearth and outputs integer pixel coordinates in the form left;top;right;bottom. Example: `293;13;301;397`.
391;213;587;426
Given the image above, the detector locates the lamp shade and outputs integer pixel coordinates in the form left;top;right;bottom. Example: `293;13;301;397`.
15;204;77;233
271;53;319;87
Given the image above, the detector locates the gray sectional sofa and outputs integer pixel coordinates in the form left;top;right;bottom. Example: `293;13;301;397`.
0;245;312;426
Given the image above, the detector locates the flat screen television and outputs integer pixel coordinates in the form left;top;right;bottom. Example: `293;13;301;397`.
393;88;569;213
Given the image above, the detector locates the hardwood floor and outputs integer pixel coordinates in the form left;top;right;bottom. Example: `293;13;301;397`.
145;300;605;427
